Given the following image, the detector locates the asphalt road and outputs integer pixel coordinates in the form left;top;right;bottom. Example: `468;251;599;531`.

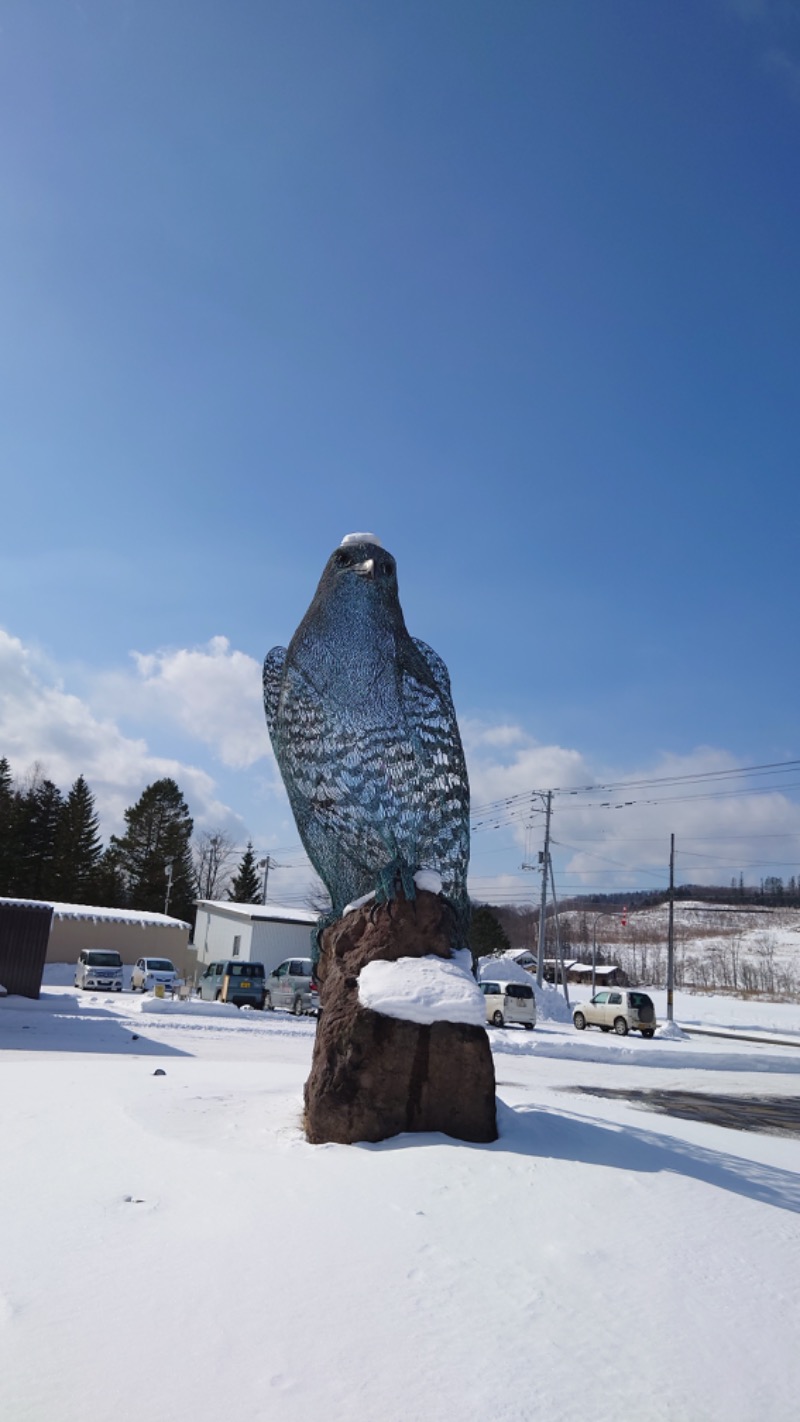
571;1086;800;1137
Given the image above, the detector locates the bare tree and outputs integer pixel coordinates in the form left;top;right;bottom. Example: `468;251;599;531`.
193;829;237;901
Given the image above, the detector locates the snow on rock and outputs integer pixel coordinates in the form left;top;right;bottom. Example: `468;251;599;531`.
343;871;443;915
478;953;573;1023
0;983;6;996
414;868;443;894
358;954;486;1026
342;889;376;915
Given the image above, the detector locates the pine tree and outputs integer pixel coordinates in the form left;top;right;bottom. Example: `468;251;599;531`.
0;756;16;895
92;845;128;908
15;774;64;900
467;905;510;967
53;775;103;902
228;841;263;904
111;778;196;922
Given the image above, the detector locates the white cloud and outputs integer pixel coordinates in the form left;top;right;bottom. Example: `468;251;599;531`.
465;730;800;894
0;629;236;835
95;636;272;771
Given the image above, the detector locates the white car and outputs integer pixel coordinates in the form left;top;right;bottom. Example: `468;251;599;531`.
572;988;656;1037
480;979;536;1030
130;957;181;994
74;949;124;992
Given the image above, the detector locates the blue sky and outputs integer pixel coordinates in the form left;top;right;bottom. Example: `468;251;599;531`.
2;1;800;905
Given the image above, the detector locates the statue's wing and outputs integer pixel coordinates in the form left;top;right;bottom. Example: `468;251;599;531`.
262;646;286;739
412;637;452;700
402;639;470;918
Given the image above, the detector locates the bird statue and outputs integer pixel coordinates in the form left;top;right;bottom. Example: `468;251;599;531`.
263;533;470;951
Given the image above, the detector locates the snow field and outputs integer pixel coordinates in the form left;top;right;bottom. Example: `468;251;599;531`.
1;981;799;1421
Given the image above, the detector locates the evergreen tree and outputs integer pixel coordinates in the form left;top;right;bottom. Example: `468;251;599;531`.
0;756;16;895
92;845;128;908
228;841;263;904
53;775;103;902
467;904;510;967
111;778;195;922
15;774;63;900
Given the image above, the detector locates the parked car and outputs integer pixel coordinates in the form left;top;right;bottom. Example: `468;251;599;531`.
480;979;536;1030
131;957;181;994
196;961;266;1009
264;958;319;1016
74;949;124;992
572;989;657;1037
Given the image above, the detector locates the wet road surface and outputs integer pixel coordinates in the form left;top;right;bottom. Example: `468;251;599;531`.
569;1087;800;1137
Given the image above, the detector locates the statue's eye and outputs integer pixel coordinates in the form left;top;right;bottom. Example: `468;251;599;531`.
383;558;395;575
334;550;350;568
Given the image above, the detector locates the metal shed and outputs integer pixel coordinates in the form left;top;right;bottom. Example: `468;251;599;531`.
0;898;54;999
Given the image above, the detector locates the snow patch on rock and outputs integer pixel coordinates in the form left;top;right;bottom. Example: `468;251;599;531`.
358;955;485;1027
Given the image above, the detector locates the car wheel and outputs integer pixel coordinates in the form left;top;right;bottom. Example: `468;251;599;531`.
492;1010;504;1028
264;991;273;1010
642;1029;655;1038
524;1022;534;1031
573;1012;586;1030
293;996;304;1016
614;1017;628;1036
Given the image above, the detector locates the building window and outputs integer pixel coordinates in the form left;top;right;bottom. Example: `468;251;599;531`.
232;935;241;957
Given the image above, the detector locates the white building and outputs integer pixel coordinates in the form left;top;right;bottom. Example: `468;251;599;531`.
193;900;318;974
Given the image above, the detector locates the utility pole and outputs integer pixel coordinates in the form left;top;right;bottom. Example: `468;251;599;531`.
536;791;552;987
259;855;282;905
548;852;568;1004
667;832;675;1022
164;861;174;917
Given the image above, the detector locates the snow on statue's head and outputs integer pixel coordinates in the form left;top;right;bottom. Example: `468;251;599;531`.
340;532;383;548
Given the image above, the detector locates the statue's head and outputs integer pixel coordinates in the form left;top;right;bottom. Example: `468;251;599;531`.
313;532;400;611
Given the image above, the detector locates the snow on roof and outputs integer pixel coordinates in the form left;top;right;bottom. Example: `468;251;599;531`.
0;897;54;912
568;962;620;975
0;896;190;930
196;900;318;925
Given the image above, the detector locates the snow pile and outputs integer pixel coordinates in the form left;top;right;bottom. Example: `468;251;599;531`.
135;996;242;1018
657;1019;690;1041
0;983;6;996
358;953;485;1026
478;954;573;1023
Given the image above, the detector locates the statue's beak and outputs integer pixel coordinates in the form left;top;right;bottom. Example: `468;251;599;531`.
352;558;375;578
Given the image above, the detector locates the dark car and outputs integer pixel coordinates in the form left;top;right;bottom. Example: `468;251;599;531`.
196;961;266;1009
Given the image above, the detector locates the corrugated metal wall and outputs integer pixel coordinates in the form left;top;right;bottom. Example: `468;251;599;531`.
0;902;54;999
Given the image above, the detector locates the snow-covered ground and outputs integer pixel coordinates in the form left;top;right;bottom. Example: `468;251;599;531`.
1;971;800;1421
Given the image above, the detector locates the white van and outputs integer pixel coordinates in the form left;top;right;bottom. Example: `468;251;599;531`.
74;949;124;992
481;979;536;1030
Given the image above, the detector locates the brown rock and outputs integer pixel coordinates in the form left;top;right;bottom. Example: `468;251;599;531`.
304;890;497;1145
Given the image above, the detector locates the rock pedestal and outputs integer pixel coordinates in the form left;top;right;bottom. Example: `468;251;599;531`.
304;890;497;1145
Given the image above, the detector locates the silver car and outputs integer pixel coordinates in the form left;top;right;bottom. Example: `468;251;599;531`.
573;989;656;1037
74;949;124;992
264;958;319;1015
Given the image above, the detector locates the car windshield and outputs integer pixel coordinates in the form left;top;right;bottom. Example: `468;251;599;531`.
229;963;264;977
85;952;122;967
146;960;175;972
629;992;653;1008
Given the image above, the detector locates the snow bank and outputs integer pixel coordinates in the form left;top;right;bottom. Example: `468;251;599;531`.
478;954;572;1023
657;1019;690;1041
358;955;485;1026
134;997;243;1018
